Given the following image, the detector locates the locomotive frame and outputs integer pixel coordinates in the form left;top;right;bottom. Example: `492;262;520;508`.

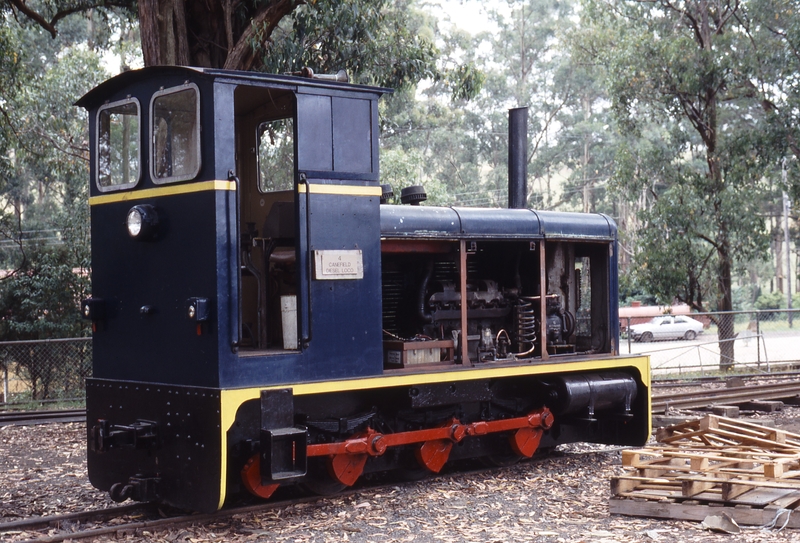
78;66;650;512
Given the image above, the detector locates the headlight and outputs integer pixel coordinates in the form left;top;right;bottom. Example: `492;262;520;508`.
126;208;143;237
126;204;159;240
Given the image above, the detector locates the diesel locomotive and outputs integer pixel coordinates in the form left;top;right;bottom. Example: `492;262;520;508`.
77;66;650;512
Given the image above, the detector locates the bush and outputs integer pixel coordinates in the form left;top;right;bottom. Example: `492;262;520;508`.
755;291;785;310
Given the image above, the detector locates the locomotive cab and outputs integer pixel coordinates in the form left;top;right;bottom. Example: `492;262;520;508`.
79;66;387;389
79;67;650;513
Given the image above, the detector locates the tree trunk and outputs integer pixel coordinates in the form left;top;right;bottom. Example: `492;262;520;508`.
137;0;302;70
695;0;736;371
717;236;735;370
139;0;162;66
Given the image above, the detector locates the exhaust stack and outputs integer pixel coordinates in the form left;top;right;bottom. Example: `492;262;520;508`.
508;107;528;209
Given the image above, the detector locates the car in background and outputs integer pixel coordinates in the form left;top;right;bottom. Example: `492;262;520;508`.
628;315;704;342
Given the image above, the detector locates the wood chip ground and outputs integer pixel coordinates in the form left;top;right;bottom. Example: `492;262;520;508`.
1;417;798;541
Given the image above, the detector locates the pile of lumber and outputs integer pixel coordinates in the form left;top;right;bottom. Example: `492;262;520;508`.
610;415;800;528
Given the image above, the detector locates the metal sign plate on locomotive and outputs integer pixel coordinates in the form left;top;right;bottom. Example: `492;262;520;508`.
313;249;364;280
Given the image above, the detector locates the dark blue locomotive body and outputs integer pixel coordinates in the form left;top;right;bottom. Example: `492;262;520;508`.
78;67;650;512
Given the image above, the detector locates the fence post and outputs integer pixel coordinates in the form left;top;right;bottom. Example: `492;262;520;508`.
756;311;761;369
699;346;705;377
3;366;7;404
627;317;631;354
762;333;771;373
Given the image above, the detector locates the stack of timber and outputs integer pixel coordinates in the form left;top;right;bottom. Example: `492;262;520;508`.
610;415;800;528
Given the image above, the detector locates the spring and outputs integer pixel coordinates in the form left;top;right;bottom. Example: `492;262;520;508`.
515;298;537;354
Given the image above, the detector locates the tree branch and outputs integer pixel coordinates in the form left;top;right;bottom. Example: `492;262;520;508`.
7;0;134;39
528;85;572;162
657;0;704;47
7;0;57;37
224;0;304;71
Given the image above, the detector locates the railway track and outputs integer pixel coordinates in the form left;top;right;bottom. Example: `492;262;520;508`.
0;473;481;542
1;500;290;543
0;503;154;533
0;409;85;426
1;499;297;543
652;380;800;413
1;445;620;543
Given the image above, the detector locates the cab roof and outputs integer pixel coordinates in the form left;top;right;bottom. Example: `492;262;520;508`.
76;65;391;110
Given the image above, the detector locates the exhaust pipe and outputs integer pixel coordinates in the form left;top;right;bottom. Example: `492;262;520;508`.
508;107;528;209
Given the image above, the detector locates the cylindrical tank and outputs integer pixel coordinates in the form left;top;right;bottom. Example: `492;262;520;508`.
543;372;638;417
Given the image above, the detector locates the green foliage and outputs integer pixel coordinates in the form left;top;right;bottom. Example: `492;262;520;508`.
380;147;450;205
751;291;800;311
382;0;586;209
0;246;90;340
618;272;656;306
0;8;111;342
257;0;441;91
755;290;785;311
579;0;776;319
744;0;800;196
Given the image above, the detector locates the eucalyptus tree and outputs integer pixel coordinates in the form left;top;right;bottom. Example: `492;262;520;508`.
0;8;116;343
355;13;486;206
380;0;588;209
468;0;579;208
580;0;781;369
387;0;618;215
741;0;800;296
744;0;800;173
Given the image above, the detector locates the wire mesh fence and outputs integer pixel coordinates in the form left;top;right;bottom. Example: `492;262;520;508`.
0;338;91;408
2;310;799;405
621;309;800;380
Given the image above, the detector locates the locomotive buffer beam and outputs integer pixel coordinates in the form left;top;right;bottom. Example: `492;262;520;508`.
305;407;555;486
90;419;160;453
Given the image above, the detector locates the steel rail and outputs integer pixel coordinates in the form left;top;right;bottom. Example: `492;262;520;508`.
652;380;800;413
6;479;433;543
0;503;153;533
0;409;85;426
651;369;800;387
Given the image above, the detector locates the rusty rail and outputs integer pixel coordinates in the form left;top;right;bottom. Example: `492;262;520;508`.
652;381;800;413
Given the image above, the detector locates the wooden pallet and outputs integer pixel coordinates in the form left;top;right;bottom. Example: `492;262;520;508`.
611;415;800;525
655;414;800;450
621;447;800;480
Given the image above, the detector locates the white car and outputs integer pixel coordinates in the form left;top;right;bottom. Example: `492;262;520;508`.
628;315;704;342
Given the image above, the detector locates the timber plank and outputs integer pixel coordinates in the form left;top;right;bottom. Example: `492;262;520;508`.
609;498;800;528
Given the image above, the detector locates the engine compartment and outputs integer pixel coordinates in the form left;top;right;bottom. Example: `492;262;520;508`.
380;238;612;367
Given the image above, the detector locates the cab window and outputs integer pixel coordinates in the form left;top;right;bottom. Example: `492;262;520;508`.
96;98;141;191
150;84;201;183
258;118;294;192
